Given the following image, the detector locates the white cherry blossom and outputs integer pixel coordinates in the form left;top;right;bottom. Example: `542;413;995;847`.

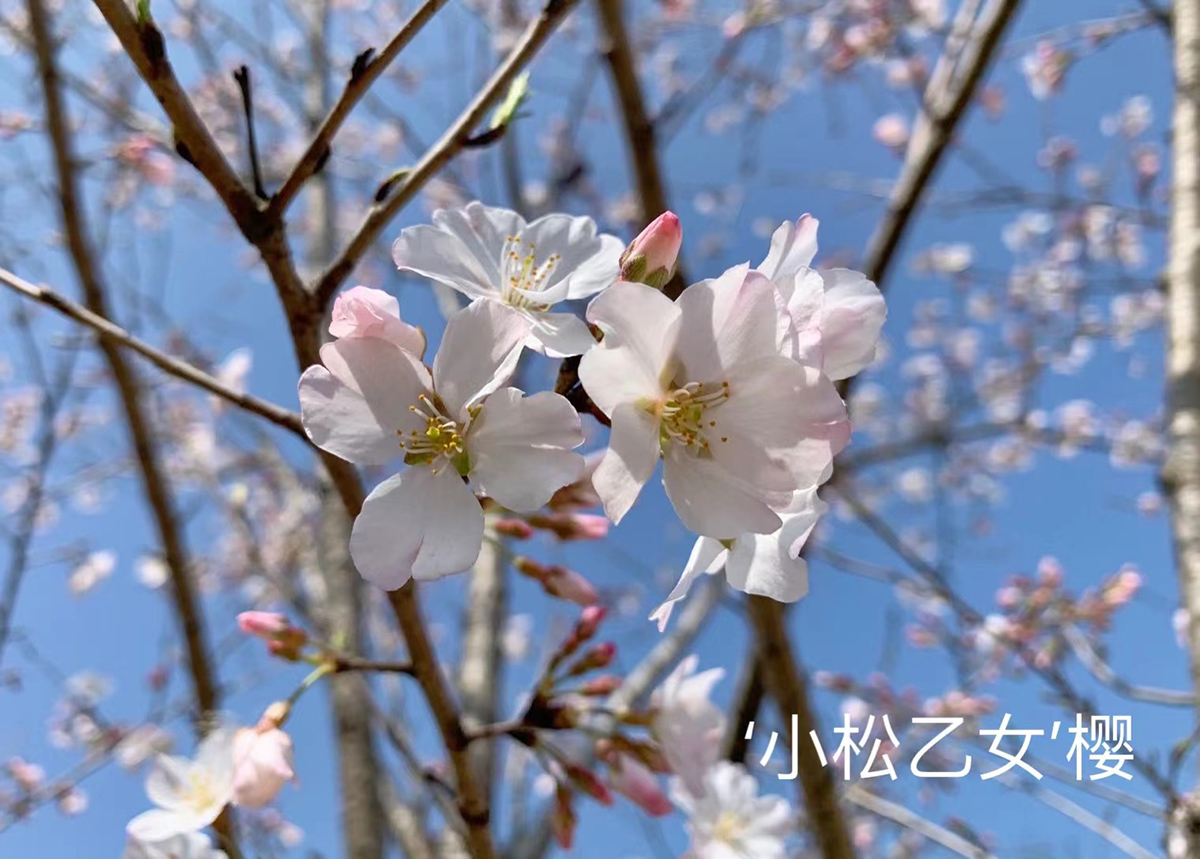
758;216;887;381
672;762;794;859
651;488;827;630
299;300;584;588
123;832;227;859
579;271;848;538
652;655;726;799
126;729;235;844
392;201;622;357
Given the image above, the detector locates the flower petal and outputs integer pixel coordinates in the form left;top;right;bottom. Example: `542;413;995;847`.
298;339;429;465
675;265;780;383
707;355;842;491
757;215;819;282
650;537;727;631
127;808;199;844
592;402;661;523
433;300;530;418
519;212;622;299
392;202;524;299
350;468;484;588
469;389;585;511
525;311;597;358
662;448;781;538
580;281;680;415
816;268;887;380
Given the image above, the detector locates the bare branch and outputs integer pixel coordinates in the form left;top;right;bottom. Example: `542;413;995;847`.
311;0;584;309
846;786;995;859
0;267;307;438
270;0;451;215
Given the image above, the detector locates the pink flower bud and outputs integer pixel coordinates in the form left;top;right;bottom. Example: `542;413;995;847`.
577;606;607;639
552;785;577;849
578;674;622;696
619;212;681;289
608;753;672;817
564;762;614;806
232;726;295;808
542;565;600;607
329;286;426;356
493;518;535;539
569;642;616;675
238;611;288;638
528;512;610;541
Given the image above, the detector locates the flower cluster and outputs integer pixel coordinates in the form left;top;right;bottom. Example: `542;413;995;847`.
299;203;884;620
123;706;295;857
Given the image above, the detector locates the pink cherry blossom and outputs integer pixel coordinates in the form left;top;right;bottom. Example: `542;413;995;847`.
328;285;426;357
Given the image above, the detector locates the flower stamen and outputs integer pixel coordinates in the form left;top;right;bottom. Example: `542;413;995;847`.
399;394;467;474
658;381;730;453
501;234;559;311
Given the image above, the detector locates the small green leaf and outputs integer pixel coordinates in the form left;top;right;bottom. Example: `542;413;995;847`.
136;0;151;25
490;72;530;131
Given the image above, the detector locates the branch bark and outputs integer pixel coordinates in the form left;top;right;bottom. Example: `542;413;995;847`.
1164;1;1200;847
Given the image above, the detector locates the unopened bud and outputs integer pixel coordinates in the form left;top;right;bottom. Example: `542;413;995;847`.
567;642;616;676
578;674;622;696
238;611;307;660
494;518;535;539
564;762;614;806
619;211;681;289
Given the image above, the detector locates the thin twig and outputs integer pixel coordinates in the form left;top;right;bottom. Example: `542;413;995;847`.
0;267;307;437
311;0;584;309
270;0;451;215
232;64;268;199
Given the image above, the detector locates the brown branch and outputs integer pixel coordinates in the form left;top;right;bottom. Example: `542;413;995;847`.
311;0;584;309
860;0;1022;289
0;266;307;438
747;596;857;859
91;0;263;237
28;0;236;851
270;0;450;215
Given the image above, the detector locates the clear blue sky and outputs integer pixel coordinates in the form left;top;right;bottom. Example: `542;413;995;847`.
0;0;1186;856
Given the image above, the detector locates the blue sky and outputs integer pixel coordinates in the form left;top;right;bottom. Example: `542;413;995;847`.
0;0;1187;856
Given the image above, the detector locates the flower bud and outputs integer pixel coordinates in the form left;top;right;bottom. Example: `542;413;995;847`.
232;725;295;808
563;762;614;806
567;642;616;676
493;518;535;539
329;286;426;356
607;753;672;817
237;611;287;638
619;212;681;289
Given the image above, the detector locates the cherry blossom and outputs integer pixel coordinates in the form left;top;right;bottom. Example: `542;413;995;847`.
755;217;886;381
392;201;622;356
579;272;848;537
123;832;227;859
328;285;426;356
651;488;827;630
299;299;584;587
126;729;235;843
652;656;726;799
232;724;294;808
671;762;794;859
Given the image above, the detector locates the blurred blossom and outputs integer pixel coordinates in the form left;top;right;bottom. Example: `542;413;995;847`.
68;550;115;596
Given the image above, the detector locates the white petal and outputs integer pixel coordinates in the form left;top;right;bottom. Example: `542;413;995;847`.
469;389;585;511
662;448;781;538
525;311;596;357
757;215;819;282
675;265;780;383
775;267;825;366
519;212;622;299
193;728;236;795
433;301;529;418
707;355;838;491
724;489;826;602
127;808;203;843
145;755;190;810
298;339;429;465
579;281;680;415
592;402;661;524
816;268;887;380
350;468;484;588
392;202;523;298
650;537;727;631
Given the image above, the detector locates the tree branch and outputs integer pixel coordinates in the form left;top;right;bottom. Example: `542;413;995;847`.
311;0;584;309
270;0;451;215
0;267;307;438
